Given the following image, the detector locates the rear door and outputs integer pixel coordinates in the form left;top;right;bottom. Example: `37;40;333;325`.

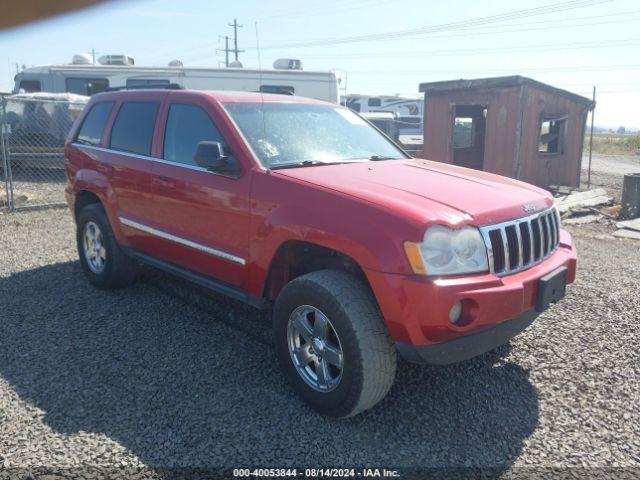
145;93;252;287
103;93;165;250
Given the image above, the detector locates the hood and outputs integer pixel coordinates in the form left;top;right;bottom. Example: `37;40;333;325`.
274;159;553;227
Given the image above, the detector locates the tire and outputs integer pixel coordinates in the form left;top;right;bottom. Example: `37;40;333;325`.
76;203;137;289
273;269;396;418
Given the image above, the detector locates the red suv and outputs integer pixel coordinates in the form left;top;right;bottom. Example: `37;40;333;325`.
65;88;577;417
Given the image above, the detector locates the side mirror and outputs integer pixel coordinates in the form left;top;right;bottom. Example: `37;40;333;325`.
194;141;240;178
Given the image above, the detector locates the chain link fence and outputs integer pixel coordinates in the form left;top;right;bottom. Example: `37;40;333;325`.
1;94;88;211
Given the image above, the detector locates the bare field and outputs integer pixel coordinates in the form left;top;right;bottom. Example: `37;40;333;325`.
584;133;640;156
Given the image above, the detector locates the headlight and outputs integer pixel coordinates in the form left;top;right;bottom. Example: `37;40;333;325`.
404;225;489;276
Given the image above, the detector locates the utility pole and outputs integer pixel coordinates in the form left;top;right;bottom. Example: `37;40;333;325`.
224;36;229;67
216;36;232;67
587;86;596;189
90;48;98;64
228;18;244;62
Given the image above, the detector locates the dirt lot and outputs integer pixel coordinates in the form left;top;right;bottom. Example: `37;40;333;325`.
0;198;638;476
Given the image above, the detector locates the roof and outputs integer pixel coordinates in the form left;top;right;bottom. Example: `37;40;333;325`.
419;75;594;108
18;64;336;79
91;89;331;105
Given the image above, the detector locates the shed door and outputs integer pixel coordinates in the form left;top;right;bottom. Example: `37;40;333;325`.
452;105;486;171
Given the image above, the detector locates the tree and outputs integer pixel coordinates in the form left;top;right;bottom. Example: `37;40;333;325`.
617;126;626;134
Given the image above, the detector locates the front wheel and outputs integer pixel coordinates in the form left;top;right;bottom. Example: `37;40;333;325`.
273;270;397;418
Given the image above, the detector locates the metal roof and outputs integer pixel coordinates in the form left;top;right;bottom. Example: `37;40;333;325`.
419;75;595;109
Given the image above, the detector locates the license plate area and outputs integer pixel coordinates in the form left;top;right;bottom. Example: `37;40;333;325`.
535;266;568;313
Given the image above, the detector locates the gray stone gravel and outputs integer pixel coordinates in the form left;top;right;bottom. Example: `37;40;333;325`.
0;208;638;475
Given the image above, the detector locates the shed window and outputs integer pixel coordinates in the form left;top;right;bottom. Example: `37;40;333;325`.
539;115;567;154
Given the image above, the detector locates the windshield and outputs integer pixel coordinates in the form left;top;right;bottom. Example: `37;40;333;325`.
223;102;406;168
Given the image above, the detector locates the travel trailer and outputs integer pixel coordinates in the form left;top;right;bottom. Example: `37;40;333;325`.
344;94;423;136
13;54;341;103
343;94;423;116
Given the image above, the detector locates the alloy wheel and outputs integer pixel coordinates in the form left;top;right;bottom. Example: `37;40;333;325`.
286;305;344;392
83;221;106;274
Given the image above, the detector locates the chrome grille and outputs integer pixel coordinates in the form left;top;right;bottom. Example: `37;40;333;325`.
480;207;561;275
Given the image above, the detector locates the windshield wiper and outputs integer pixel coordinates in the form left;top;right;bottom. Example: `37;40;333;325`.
271;157;397;169
368;155;401;161
271;160;335;170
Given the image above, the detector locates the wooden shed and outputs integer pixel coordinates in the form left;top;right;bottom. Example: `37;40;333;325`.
419;76;595;188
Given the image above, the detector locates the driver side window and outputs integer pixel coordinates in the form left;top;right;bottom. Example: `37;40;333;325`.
163;103;227;166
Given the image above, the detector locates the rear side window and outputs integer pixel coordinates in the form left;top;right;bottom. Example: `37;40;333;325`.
110;101;159;156
163;103;226;166
76;102;114;146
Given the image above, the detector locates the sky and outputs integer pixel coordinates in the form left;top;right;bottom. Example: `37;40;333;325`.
1;0;639;128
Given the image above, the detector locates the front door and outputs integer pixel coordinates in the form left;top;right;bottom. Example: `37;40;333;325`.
145;97;251;288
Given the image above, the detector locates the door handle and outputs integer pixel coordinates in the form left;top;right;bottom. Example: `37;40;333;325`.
96;161;114;174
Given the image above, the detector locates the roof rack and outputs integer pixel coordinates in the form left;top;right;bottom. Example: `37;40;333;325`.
104;83;185;92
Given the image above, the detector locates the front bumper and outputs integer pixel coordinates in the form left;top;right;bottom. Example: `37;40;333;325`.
396;309;538;364
365;229;576;362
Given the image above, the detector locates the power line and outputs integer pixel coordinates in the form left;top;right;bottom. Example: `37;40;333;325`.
141;4;636;65
182;34;640;68
298;37;640;59
394;8;640;39
377;12;640;44
346;63;640;75
253;0;611;50
298;10;640;58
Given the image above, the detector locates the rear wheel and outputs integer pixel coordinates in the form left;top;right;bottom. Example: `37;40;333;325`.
274;269;396;418
76;203;137;289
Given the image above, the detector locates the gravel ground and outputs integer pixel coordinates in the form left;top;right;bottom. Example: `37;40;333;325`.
0;206;639;476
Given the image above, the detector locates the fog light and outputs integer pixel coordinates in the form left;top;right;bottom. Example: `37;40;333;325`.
449;301;462;324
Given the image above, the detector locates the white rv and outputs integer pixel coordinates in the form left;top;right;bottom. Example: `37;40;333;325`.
344;94;423;136
343;94;423;116
13;54;341;103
